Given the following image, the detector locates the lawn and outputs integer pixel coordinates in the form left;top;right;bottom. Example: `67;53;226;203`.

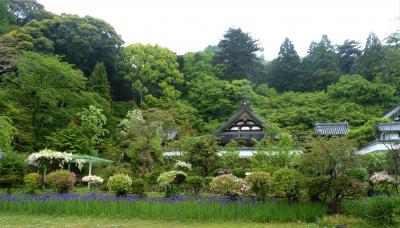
0;213;311;228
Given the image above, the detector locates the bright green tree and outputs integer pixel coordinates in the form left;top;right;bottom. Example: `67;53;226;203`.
123;44;184;106
327;74;396;105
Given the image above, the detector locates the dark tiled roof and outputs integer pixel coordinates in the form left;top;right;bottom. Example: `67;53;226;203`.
216;102;265;133
314;122;349;136
376;122;400;132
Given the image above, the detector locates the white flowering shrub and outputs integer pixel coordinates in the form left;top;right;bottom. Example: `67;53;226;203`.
174;160;192;171
82;175;104;185
210;174;247;197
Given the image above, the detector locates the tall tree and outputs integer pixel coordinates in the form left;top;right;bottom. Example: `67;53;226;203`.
123;44;184;106
214;27;266;83
267;38;300;91
87;62;111;101
337;40;361;74
352;33;384;80
294;35;341;91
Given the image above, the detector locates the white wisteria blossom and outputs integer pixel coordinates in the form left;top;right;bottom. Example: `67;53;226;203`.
27;149;85;170
82;175;104;185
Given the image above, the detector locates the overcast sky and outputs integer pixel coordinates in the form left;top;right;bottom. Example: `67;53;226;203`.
38;0;400;60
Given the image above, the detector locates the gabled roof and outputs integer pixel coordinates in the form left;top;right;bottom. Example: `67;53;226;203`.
314;122;349;136
383;103;400;120
376;122;400;132
217;102;265;134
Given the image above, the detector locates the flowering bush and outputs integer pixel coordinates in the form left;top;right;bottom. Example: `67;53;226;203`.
370;171;398;196
370;171;396;184
245;171;272;201
157;171;187;196
210;174;247;197
82;175;104;185
45;170;76;193
28;149;85;170
107;174;132;196
174;160;192;171
24;173;42;194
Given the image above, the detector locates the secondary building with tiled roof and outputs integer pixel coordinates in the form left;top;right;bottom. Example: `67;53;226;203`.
314;122;350;136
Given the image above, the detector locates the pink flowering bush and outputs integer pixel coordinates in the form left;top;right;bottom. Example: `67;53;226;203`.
370;171;396;184
370;171;398;196
45;170;76;193
82;175;104;185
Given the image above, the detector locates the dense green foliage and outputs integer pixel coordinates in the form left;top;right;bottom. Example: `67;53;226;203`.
0;195;326;223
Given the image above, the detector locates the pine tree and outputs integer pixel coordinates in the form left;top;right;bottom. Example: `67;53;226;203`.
267;38;300;91
214;27;266;83
87;62;111;101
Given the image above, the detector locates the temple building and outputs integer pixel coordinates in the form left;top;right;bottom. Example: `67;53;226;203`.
314;122;350;136
216;102;265;146
358;103;400;154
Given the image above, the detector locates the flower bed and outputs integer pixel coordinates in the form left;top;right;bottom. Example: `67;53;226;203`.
0;193;326;223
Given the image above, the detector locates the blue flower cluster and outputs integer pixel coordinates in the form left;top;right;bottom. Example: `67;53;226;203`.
0;193;263;205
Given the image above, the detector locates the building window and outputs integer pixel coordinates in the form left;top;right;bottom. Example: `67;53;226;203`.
230;126;239;131
251;126;261;131
241;126;250;131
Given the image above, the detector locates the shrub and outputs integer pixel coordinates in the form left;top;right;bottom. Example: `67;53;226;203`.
346;167;368;182
343;196;400;225
131;178;145;196
210;174;246;197
317;215;364;227
45;170;76;193
24;173;41;194
272;167;304;202
186;176;203;194
157;171;187;197
245;171;272;201
107;174;132;196
232;168;246;178
0;152;26;178
0;174;19;192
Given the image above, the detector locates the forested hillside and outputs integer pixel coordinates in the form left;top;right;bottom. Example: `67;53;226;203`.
1;0;399;162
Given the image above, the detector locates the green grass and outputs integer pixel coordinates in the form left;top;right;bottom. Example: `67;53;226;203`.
0;194;326;223
0;213;311;228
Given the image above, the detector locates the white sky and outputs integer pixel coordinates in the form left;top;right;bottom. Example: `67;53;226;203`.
38;0;400;60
